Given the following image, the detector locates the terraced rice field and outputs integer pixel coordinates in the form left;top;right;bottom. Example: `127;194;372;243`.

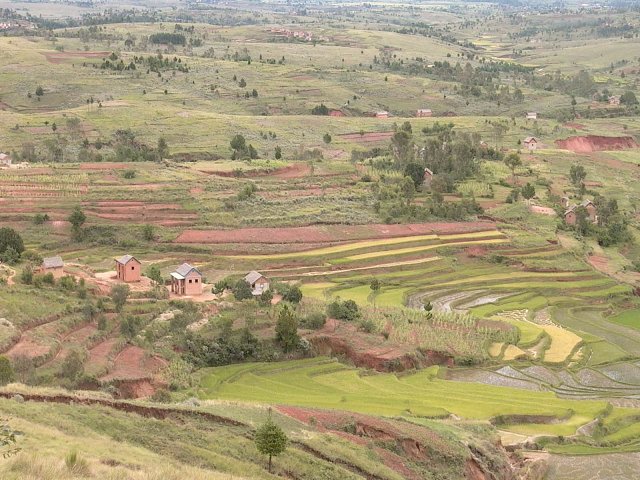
193;357;608;437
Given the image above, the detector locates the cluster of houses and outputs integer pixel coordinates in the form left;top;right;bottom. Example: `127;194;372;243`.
561;197;597;225
38;254;271;298
372;109;433;119
268;27;319;42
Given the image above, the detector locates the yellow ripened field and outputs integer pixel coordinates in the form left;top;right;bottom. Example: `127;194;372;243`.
542;325;584;363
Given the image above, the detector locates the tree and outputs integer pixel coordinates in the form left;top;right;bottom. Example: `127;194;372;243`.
0;356;14;386
232;279;253;301
142;224;155;241
521;183;535;202
323;133;332;144
259;288;273;306
35;86;44;97
274;146;282;160
146;265;163;286
275;304;299;352
0;227;24;257
311;103;329;115
282;285;302;304
255;410;288;473
157;137;169;160
620;91;638;105
370;278;380;309
0;246;20;266
403;162;425;188
68;206;86;240
110;283;130;312
60;349;84;381
230;134;246;153
239;78;247;88
504;153;521;182
569;164;587;188
120;315;141;340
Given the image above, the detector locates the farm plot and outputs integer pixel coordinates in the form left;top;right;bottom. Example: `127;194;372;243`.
193;357;608;437
175;221;498;245
82;200;198;226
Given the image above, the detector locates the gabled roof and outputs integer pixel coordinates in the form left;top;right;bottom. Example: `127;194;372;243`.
171;263;201;280
0;153;10;160
115;254;140;265
524;136;537;143
565;199;595;215
244;271;266;284
424;167;433;176
417;108;432;113
42;256;63;269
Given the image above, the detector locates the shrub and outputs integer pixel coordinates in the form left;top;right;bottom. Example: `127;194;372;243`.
275;304;299;352
150;388;172;403
0;356;15;386
327;299;360;321
282;285;303;304
232;279;253;301
301;312;326;330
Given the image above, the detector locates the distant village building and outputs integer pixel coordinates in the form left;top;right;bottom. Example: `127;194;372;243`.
244;271;270;296
375;111;389;119
416;108;433;118
41;256;64;279
564;199;597;225
0;153;12;167
423;167;434;186
526;112;538;120
561;196;570;208
170;263;203;296
115;255;141;283
479;140;489;150
523;136;538;151
609;95;621;106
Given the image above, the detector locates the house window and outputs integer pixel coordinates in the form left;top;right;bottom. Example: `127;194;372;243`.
189;279;192;283
131;266;134;270
194;278;198;283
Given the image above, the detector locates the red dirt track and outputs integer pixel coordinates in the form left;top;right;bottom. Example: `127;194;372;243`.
175;221;496;244
555;135;638;153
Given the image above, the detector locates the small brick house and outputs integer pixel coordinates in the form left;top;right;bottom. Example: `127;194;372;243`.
523;136;538;151
170;263;203;296
609;95;621;106
0;153;11;167
526;112;538;120
375;111;389;119
115;254;141;283
564;200;597;225
416;109;433;118
244;271;270;295
41;256;64;279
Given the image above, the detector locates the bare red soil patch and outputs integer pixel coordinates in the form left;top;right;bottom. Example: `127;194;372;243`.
307;319;453;372
85;337;120;375
555;135;638;153
42;50;110;64
83;200;197;226
41;323;97;367
563;122;586;130
100;345;167;383
276;405;484;480
176;221;495;244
